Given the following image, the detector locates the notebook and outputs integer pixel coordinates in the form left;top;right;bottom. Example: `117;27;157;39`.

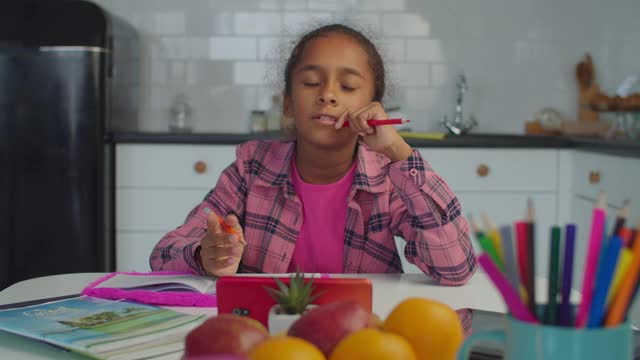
82;272;217;307
0;295;207;360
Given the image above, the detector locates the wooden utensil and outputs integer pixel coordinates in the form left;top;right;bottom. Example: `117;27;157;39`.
577;53;600;123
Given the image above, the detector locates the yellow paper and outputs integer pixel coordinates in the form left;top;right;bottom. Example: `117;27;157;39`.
398;131;446;140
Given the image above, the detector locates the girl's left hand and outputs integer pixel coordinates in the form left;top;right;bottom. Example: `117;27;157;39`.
334;102;412;162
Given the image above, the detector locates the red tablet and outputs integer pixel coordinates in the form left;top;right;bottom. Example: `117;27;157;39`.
216;276;372;328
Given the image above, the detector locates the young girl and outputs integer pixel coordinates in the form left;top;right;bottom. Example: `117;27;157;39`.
150;23;476;331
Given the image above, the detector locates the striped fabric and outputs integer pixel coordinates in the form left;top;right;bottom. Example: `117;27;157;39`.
150;139;477;334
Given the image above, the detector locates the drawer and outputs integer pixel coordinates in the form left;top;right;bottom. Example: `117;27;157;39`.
418;149;558;192
116;188;207;231
572;151;638;207
116;144;236;188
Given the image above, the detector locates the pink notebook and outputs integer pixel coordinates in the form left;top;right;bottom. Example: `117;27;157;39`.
82;271;217;307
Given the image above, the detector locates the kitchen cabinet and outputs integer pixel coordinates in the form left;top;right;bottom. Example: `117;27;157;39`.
115;144;637;279
570;151;640;222
568;151;640;326
115;144;236;271
398;149;560;274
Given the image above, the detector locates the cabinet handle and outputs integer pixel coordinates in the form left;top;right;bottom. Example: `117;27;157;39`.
588;171;600;184
476;164;490;177
194;161;207;174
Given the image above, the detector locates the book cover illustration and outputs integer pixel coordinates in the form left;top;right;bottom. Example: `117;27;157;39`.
0;296;207;360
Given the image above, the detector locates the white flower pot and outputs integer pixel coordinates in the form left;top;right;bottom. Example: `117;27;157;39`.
268;305;301;335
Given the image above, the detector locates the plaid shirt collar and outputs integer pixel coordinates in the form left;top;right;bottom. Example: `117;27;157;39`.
251;140;390;199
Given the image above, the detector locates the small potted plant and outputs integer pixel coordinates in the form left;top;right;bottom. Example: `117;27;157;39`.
264;272;323;335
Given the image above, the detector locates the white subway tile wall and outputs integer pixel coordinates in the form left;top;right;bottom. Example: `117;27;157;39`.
92;0;639;133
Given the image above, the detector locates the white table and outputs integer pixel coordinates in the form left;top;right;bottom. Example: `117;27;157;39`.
0;272;575;359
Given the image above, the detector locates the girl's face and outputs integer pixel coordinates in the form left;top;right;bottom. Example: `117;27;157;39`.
284;32;375;149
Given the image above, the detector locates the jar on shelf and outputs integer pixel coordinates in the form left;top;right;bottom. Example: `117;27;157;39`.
266;95;284;132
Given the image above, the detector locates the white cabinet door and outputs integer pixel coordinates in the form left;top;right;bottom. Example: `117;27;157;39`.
572;151;640;212
397;192;557;276
116;232;166;272
116;188;208;232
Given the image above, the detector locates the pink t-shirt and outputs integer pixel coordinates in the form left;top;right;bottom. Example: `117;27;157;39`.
287;158;357;273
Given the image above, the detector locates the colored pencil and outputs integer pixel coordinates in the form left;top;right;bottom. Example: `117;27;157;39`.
605;222;640;327
482;213;504;265
619;228;632;247
559;224;576;326
525;198;537;320
544;226;562;325
629;228;638;249
478;254;538;323
468;213;485;239
606;248;632;306
587;236;623;327
620;221;640;324
215;214;246;245
576;191;607;327
500;225;521;294
477;235;504;271
611;199;630;238
343;118;410;127
515;221;529;292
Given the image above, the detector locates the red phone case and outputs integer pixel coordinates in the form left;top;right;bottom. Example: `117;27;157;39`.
216;276;372;328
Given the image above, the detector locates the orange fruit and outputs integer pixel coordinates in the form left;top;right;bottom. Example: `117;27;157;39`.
383;298;463;360
329;328;416;360
249;336;325;360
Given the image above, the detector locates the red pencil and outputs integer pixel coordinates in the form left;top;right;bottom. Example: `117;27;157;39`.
343;118;410;127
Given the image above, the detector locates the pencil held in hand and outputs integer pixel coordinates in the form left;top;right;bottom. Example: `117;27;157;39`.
343;118;410;127
214;214;246;245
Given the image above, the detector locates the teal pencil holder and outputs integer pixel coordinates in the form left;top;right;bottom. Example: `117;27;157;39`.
457;312;633;360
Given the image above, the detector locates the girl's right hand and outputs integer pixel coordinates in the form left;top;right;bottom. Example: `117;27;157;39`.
199;212;245;276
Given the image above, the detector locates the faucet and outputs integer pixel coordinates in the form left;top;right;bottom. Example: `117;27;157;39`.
440;73;478;135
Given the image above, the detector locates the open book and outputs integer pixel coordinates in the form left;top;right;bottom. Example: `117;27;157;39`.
0;296;207;360
82;272;217;307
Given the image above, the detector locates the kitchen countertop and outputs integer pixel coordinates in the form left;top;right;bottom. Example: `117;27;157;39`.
109;132;640;158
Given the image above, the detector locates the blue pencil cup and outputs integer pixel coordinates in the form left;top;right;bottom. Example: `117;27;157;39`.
457;312;633;360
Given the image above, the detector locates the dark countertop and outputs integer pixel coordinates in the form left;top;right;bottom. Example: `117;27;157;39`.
109;132;640;158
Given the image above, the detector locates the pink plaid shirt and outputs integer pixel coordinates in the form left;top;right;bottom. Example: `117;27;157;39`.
149;140;477;332
150;139;475;280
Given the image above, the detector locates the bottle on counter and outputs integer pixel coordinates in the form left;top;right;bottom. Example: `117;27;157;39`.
266;95;284;132
249;110;267;133
169;93;193;133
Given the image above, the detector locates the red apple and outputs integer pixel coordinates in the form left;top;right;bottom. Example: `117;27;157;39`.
287;300;374;357
184;314;269;357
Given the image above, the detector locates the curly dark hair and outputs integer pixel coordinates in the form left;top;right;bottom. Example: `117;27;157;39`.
283;23;385;103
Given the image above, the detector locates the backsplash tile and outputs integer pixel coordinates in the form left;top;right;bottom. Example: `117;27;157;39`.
209;37;257;60
390;63;430;87
406;39;443;63
283;12;332;32
234;13;284;35
233;62;270;85
91;0;639;134
381;14;430;37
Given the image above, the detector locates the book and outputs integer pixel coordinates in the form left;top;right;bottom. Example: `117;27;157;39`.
82;272;218;307
0;296;207;360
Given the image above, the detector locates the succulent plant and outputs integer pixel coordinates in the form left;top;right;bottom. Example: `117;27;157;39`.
264;271;323;315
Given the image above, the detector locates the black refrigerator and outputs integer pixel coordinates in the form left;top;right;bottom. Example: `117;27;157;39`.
0;0;139;290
